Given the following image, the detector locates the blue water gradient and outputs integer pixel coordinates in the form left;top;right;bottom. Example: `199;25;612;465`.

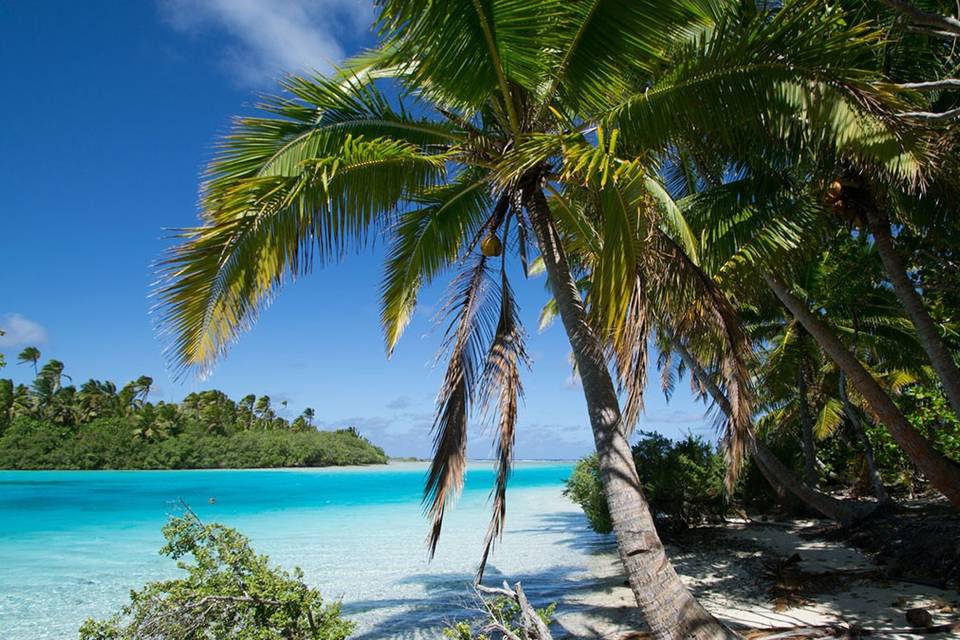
0;462;598;639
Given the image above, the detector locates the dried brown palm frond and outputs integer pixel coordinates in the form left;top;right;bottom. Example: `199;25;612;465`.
425;254;497;556
651;228;754;491
475;261;528;583
608;272;650;435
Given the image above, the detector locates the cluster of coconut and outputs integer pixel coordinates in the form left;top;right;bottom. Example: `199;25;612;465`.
824;180;866;228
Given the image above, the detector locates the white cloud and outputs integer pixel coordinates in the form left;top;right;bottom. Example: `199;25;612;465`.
158;0;374;85
0;313;48;348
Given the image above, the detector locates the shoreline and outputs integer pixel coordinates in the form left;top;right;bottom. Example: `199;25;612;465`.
0;459;578;473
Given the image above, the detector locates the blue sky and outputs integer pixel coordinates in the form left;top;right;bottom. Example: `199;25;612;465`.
0;0;716;459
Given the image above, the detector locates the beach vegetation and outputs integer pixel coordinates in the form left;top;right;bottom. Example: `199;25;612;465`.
566;433;727;535
79;512;354;640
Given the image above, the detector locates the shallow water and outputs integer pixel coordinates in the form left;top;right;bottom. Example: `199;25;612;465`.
0;462;607;639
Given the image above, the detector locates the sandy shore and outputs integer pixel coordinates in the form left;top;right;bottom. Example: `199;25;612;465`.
550;519;959;639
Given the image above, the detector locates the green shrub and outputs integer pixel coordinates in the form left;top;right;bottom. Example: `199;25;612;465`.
633;432;727;527
565;432;729;534
563;454;612;534
79;513;354;640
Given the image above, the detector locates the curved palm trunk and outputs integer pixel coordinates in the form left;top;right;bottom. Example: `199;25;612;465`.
866;208;960;422
528;190;737;640
797;364;819;487
672;339;874;525
838;372;891;504
765;274;960;506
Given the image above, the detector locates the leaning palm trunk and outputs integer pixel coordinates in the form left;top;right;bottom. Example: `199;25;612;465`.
765;274;960;506
865;207;960;422
838;372;891;505
527;190;737;640
797;364;819;487
672;339;874;525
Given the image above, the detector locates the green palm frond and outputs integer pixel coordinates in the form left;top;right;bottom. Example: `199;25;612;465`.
156;135;446;375
610;0;929;185
814;396;844;439
543;0;715;114
205;73;458;207
588;176;648;339
381;169;493;355
377;0;555;124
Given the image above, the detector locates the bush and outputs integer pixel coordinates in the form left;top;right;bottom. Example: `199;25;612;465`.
563;455;612;534
565;432;729;534
633;432;727;527
79;513;354;640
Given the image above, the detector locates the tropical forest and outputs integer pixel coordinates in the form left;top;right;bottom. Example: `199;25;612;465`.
0;349;388;469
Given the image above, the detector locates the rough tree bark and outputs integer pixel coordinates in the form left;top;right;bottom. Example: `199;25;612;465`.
671;339;875;525
838;372;891;504
865;207;960;422
797;361;819;488
527;188;738;639
765;274;960;506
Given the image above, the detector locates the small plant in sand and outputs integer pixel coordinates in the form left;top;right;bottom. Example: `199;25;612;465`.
444;582;556;640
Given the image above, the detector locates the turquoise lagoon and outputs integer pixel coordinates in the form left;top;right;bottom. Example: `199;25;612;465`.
0;462;609;639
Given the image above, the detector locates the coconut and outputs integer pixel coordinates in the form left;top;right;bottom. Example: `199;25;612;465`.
825;180;843;203
481;234;503;257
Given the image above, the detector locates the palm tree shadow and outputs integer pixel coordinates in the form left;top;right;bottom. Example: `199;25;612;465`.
343;506;642;638
345;564;622;639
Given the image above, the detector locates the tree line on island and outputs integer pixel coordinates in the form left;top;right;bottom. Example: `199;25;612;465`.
0;349;387;469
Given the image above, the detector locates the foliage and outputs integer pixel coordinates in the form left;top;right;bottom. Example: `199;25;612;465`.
567;433;728;534
0;355;387;469
0;418;386;470
633;432;728;526
79;513;354;640
442;596;556;640
858;384;960;491
563;455;612;534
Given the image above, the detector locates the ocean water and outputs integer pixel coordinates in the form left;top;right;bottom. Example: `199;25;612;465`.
0;462;609;639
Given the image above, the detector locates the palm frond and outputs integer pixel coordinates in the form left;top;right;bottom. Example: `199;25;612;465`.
610;0;931;186
381;170;492;355
425;255;497;556
156;135;446;376
544;0;715;114
377;0;557;121
475;267;528;582
814;396;844;439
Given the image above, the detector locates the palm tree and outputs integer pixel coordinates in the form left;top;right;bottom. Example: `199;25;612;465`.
669;336;878;524
664;100;960;506
17;347;41;377
154;1;924;635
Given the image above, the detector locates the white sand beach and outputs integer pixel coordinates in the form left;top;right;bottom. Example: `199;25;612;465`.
553;519;958;639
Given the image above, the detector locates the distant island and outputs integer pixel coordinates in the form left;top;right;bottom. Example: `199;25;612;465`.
0;351;387;469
